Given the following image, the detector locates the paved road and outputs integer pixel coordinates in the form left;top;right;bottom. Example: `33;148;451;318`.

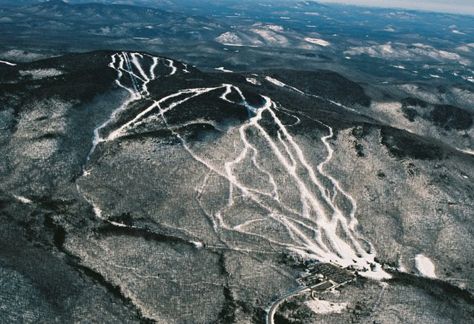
266;286;311;324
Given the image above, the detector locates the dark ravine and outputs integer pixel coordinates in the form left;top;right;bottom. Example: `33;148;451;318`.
43;207;157;323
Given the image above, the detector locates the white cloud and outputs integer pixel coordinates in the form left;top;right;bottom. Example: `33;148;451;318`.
319;0;474;15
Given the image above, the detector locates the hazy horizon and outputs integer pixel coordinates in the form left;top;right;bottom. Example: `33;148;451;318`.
319;0;474;15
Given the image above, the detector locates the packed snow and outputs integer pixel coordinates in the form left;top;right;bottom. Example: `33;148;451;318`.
0;60;16;66
19;69;63;80
306;299;348;314
215;67;233;73
415;254;437;278
13;195;33;204
304;37;330;47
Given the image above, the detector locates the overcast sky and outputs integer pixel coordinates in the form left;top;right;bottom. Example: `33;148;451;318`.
319;0;474;15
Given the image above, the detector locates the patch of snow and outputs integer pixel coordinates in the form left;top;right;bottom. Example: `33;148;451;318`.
109;221;129;228
246;77;260;85
191;241;204;249
251;28;289;46
19;68;63;80
215;32;243;46
0;50;49;62
392;65;406;70
456;45;471;52
13;195;33;204
415;254;436;278
265;76;286;87
398;84;440;104
265;76;305;95
459;148;474;156
359;265;392;280
462;76;474;83
215;67;233;73
306;299;348;315
0;60;16;66
398;258;407;272
304;37;330;47
265;24;284;32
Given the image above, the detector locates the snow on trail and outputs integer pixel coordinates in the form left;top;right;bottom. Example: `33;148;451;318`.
265;75;361;114
305;299;348;314
84;52;390;280
246;77;260;85
458;147;474;156
304;37;331;47
85;53;141;164
0;60;16;66
106;86;222;141
215;67;233;73
108;56;386;277
13;195;33;204
266;76;290;89
87;52;186;163
415;254;437;278
78;52;191;230
182;63;191;74
75;51;398;322
166;59;178;76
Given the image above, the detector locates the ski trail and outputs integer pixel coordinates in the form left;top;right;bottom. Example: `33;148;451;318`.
79;52;168;226
87;54;390;281
121;52;142;94
266;76;304;95
118;81;385;276
266;102;387;277
149;89;377;272
0;60;16;66
265;75;360;114
149;56;160;79
86;53;139;163
130;53;149;81
78;52;221;245
88;51;182;158
106;86;222;141
166;59;178;76
154;95;332;258
182;63;191;74
317;122;359;231
253;101;379;268
130;52;152;97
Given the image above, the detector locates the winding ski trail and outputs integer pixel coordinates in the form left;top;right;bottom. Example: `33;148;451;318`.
95;53;388;277
78;52;392;323
0;60;16;66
